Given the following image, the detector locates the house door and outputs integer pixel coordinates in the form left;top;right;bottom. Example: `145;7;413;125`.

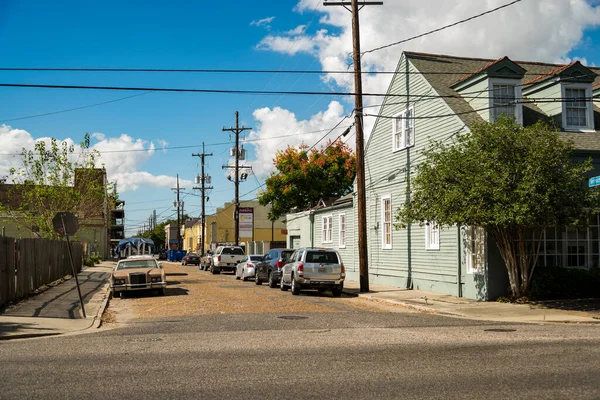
290;236;301;249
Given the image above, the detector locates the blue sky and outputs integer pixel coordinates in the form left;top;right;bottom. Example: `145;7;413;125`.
1;0;599;235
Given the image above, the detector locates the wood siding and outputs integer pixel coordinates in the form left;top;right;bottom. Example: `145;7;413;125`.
363;55;465;296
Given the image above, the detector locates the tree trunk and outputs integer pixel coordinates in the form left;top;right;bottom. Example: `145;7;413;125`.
488;227;542;298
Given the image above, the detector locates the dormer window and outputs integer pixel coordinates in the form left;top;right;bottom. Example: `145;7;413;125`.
564;86;592;130
489;78;522;124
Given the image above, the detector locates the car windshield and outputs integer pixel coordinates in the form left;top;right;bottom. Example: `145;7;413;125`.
116;260;158;270
222;247;244;255
305;251;339;264
249;255;263;262
281;251;294;261
188;253;198;257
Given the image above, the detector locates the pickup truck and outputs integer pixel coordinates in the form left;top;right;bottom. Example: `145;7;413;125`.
210;246;245;274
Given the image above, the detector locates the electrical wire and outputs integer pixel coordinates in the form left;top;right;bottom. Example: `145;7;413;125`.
361;0;524;55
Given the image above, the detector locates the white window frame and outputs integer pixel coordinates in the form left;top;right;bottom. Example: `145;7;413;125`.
488;78;522;125
425;221;440;250
321;215;332;244
562;84;595;132
465;226;485;275
381;195;392;249
338;213;346;248
392;105;415;152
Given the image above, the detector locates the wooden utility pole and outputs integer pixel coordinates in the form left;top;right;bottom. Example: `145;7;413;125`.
324;0;382;293
192;142;213;255
171;175;185;250
222;111;252;246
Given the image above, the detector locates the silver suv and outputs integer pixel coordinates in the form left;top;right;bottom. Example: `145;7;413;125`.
280;248;345;297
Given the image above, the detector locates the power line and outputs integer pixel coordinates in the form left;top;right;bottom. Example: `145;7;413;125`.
361;0;524;55
1;66;587;77
2;81;593;101
0;91;151;123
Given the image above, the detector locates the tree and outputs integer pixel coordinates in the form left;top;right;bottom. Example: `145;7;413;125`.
0;134;107;239
258;140;356;220
396;117;598;298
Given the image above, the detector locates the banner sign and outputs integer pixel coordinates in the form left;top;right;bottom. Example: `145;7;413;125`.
589;176;600;188
239;207;254;238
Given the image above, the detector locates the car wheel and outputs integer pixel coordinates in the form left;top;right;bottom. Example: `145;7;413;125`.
235;270;241;280
112;290;120;298
291;277;301;296
331;285;343;297
268;272;277;288
280;276;288;291
255;275;262;285
160;287;167;296
211;266;219;275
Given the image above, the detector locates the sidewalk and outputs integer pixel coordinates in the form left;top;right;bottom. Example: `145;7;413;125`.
0;262;114;340
343;280;600;324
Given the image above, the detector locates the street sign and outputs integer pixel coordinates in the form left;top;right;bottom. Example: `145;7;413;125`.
589;176;600;188
52;212;79;236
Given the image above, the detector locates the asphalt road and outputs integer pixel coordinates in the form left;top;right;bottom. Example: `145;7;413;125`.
0;263;598;400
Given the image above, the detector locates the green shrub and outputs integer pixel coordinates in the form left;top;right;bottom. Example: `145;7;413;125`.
90;255;102;264
529;266;600;300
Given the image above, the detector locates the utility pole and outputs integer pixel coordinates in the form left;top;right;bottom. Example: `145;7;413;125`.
222;111;252;246
171;175;186;250
324;0;382;293
192;142;213;255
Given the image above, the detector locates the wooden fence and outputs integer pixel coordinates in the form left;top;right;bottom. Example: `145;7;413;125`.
0;237;82;308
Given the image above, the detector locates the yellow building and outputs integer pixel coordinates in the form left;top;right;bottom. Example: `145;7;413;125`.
184;200;286;255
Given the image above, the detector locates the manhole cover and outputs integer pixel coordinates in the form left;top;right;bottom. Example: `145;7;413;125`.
484;328;517;332
128;338;163;342
278;316;309;320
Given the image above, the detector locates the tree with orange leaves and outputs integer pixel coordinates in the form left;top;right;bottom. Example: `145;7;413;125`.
258;140;356;220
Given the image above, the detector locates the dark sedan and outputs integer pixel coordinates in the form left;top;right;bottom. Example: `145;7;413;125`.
181;253;200;266
255;248;295;288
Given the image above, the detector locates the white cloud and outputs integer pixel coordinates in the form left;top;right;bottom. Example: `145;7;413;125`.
248;101;352;176
286;25;307;36
0;124;180;193
261;0;600;91
250;16;275;29
249;0;600;173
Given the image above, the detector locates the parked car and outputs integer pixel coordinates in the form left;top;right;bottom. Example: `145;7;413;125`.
255;248;295;288
200;250;213;270
210;246;245;274
280;248;345;297
110;256;166;297
235;255;263;281
181;253;200;266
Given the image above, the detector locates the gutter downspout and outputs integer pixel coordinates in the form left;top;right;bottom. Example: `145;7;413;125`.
309;211;315;248
457;225;462;298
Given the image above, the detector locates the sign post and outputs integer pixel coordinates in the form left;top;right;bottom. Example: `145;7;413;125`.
52;212;86;318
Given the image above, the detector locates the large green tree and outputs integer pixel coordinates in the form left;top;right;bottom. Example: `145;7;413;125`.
397;117;598;298
258;140;356;220
0;134;107;239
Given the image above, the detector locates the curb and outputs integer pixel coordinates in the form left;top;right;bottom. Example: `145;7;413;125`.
348;291;600;324
89;283;111;331
355;292;465;317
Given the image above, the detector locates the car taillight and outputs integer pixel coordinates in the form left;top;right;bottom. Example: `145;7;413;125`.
297;262;304;277
276;260;284;269
247;263;253;268
218;256;221;262
341;264;346;280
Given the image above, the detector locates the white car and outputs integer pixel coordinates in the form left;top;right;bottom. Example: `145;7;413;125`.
235;255;264;281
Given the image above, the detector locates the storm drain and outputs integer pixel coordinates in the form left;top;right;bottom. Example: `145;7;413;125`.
278;316;309;320
128;337;163;343
484;328;517;333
